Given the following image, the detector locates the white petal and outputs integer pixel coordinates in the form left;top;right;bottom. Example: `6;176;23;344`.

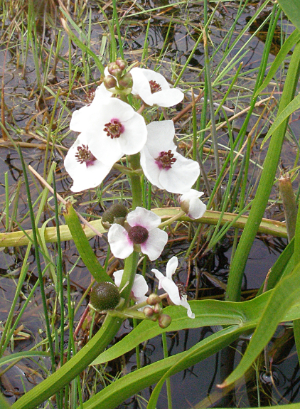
151;269;165;289
131;67;151;99
140;228;168;261
127;207;161;230
180;295;195;319
147;88;184;108
132;274;148;299
113;269;124;287
160;276;182;305
165;256;178;280
93;83;113;101
140;146;164;189
118;112;147;155
180;189;203;201
146;121;176;156
108;224;134;259
89;132;124;165
187;197;206;219
159;153;200;194
140;69;170;90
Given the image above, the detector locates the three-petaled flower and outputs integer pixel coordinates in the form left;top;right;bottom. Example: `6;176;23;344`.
130;67;184;107
180;189;207;219
152;256;195;319
108;207;168;261
140;121;200;194
64;133;112;192
70;94;147;166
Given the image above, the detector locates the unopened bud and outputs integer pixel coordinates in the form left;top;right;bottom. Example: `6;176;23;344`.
143;306;154;317
158;314;172;328
103;75;117;90
147;293;162;305
153;303;162;314
115;58;127;71
118;73;133;90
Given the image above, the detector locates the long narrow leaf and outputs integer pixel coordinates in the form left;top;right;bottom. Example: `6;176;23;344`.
63;202;111;283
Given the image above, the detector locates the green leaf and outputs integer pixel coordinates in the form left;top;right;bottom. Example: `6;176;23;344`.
261;92;300;147
220;261;300;388
63;202;111;283
0;351;50;367
0;392;11;408
83;326;244;409
277;0;300;32
255;29;300;97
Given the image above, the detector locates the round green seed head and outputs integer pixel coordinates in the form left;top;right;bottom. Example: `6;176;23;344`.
90;282;120;311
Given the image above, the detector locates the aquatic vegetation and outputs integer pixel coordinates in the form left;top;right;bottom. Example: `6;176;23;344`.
1;1;300;408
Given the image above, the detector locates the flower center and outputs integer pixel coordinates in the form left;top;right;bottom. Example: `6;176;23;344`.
176;283;186;300
155;150;177;170
75;145;96;167
104;118;125;139
149;80;162;94
128;225;149;244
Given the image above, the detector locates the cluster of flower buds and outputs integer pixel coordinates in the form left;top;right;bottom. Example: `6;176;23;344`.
104;58;133;95
144;294;172;328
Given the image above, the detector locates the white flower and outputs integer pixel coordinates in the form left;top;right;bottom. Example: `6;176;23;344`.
108;207;168;261
70;96;147;165
64;133;112;192
113;270;148;303
130;67;184;107
140;121;200;194
152;256;195;319
180;189;206;219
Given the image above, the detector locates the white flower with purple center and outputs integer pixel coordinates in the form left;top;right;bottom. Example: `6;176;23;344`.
180;189;207;219
130;67;184;107
108;207;168;261
70;96;147;165
64;133;112;192
140;121;200;194
113;270;148;304
152;256;195;319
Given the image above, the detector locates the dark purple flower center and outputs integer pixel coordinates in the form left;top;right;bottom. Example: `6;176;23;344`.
155;150;176;170
128;225;149;244
75;145;96;167
104;118;125;139
149;80;162;94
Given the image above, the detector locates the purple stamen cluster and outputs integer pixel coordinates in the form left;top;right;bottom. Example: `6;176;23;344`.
155;150;176;169
149;80;162;94
104;118;125;139
128;225;149;244
75;145;96;167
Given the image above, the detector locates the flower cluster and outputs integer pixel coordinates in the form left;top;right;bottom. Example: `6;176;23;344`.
64;59;203;322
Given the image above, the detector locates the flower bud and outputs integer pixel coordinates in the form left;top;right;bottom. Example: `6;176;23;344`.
118;73;133;90
90;282;120;311
103;75;117;91
158;314;172;328
147;293;162;305
143;306;154;317
153;303;162;314
107;59;127;78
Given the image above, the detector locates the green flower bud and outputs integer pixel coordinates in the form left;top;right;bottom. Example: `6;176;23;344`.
118;73;133;90
158;314;172;328
143;306;154;317
90;282;120;311
103;75;117;91
153;303;162;314
147;293;162;305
